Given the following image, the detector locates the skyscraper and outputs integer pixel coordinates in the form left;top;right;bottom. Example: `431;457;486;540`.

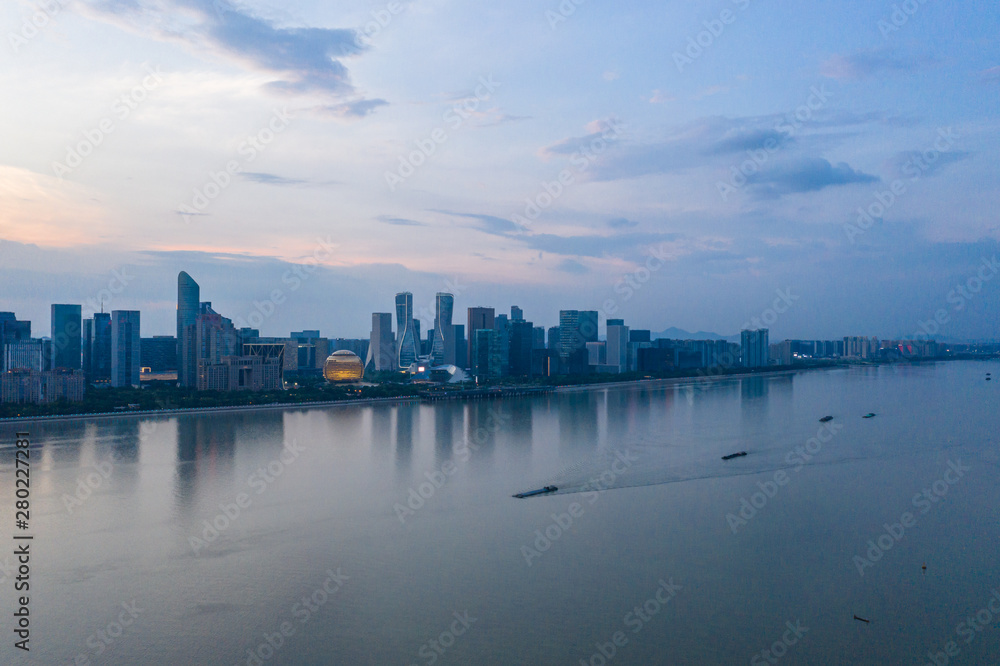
395;292;418;369
82;318;94;380
50;304;82;370
493;314;510;377
606;319;629;372
431;292;454;366
1;313;30;373
466;307;494;368
366;313;395;372
509;319;534;376
111;310;141;388
741;329;770;368
559;310;598;374
92;312;112;382
177;271;200;387
511;305;524;322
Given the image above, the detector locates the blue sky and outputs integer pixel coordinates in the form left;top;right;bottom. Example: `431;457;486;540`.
1;0;998;340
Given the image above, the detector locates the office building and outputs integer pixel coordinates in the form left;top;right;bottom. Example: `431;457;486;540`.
50;304;82;370
141;336;178;372
3;340;43;372
1;369;85;404
177;271;201;387
493;314;510;377
0;313;31;373
741;329;770;368
605;319;629;372
395;293;418;369
466;307;495;368
366;313;395;371
431;293;454;366
509;320;534;376
91;312;112;382
111;311;141;388
559;310;598;374
511;305;524;322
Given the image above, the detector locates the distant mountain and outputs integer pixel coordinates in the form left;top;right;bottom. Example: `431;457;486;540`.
648;327;731;341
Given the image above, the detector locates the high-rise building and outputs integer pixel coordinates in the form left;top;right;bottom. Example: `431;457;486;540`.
50;304;82;370
3;340;43;371
493;314;510;377
0;313;31;373
466;307;495;368
82;318;95;381
471;328;501;381
177;271;200;387
92;312;112;382
741;329;770;368
395;293;418;369
509;320;534;376
532;326;545;350
453;324;466;369
587;341;606;366
606;319;629;372
141;336;178;372
559;310;598;374
111;311;141;388
366;313;395;372
511;305;524;322
431;293;454;366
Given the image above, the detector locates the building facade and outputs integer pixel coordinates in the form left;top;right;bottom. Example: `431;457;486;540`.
111;310;141;388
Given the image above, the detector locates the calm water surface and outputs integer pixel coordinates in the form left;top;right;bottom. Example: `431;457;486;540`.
1;361;999;665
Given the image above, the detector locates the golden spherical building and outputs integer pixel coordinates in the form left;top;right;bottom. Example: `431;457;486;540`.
323;350;365;382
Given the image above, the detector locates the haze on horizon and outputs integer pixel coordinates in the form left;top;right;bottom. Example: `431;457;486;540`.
1;0;998;341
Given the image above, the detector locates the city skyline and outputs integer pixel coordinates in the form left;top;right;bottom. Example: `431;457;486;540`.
1;2;998;342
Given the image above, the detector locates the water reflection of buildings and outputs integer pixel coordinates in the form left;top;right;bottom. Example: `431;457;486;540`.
560;391;600;452
394;405;415;472
174;412;283;511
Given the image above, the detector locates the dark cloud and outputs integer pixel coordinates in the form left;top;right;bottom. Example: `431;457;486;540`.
77;0;385;109
745;158;878;197
820;50;933;80
555;259;588;274
316;99;389;119
608;218;638;229
376;216;429;227
240;172;308;186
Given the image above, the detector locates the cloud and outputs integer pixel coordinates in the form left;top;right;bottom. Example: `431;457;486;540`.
556;259;588;274
608;218;638;229
540;117;625;158
315;98;389;119
74;0;384;108
240;172;308;186
884;150;971;180
745;158;878;197
820;50;930;80
646;89;674;104
433;210;526;234
376;215;429;227
980;66;1000;84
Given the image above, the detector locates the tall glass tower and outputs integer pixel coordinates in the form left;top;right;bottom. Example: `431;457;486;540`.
431;292;453;365
177;272;200;387
395;292;418;369
50;304;82;370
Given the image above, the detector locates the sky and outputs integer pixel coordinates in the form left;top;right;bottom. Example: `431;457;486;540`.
1;0;998;341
